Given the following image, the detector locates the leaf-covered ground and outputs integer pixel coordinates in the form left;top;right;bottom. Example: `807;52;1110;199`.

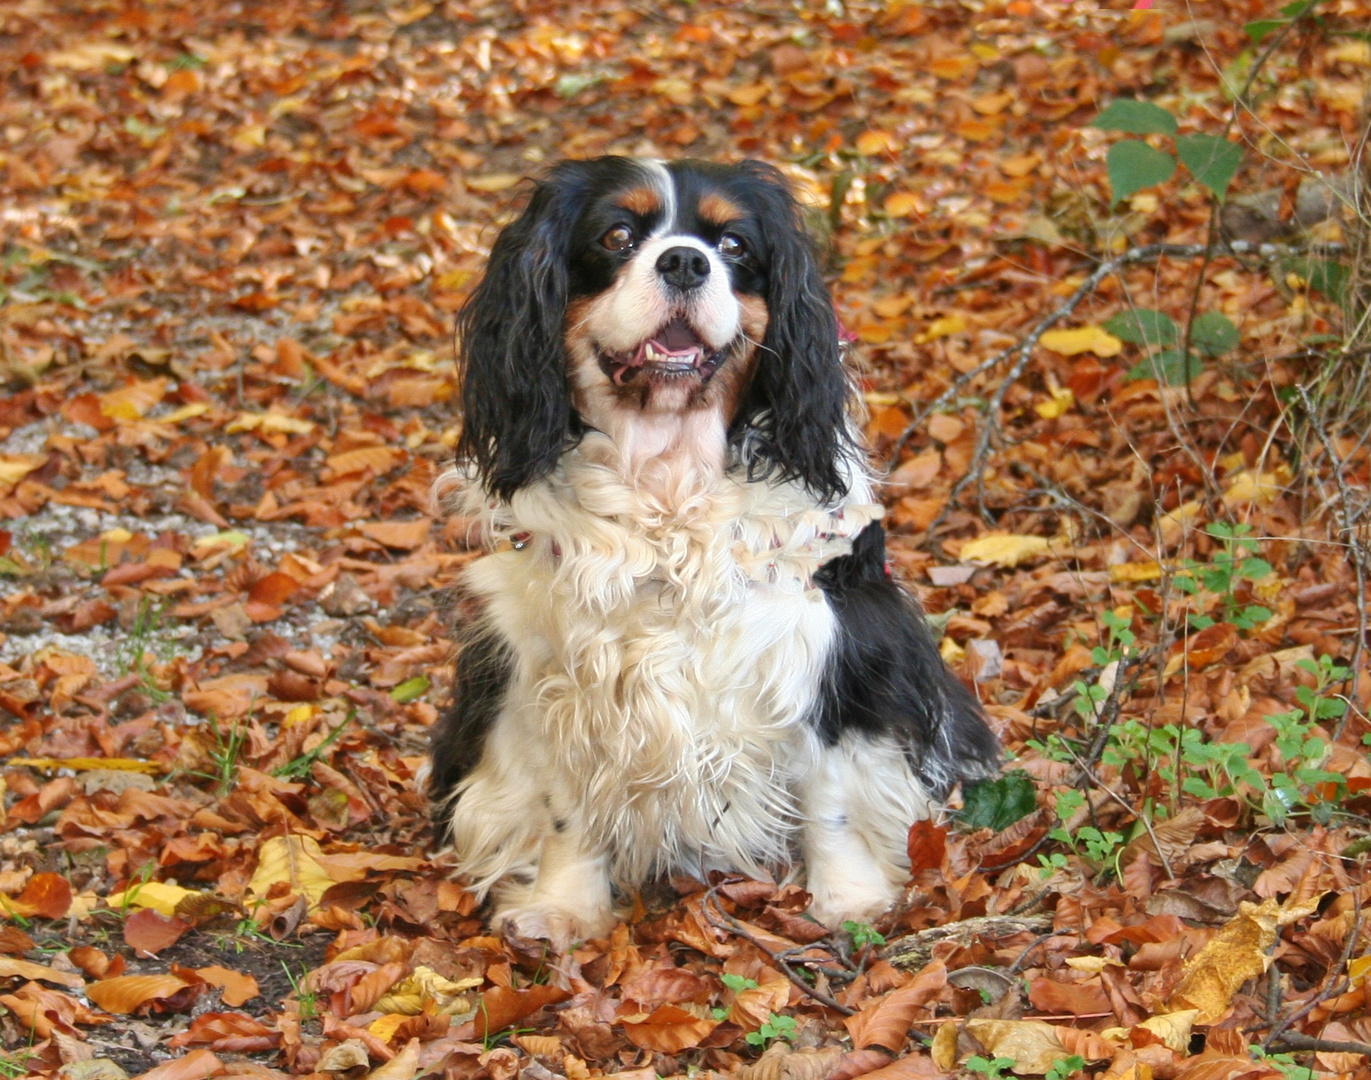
0;1;1368;1078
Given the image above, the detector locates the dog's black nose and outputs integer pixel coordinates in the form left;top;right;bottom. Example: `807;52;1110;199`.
656;246;710;291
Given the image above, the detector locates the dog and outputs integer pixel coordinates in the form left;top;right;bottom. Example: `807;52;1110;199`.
429;157;999;947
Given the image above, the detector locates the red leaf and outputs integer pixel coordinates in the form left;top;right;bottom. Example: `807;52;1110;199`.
475;985;571;1037
124;909;190;957
907;820;947;875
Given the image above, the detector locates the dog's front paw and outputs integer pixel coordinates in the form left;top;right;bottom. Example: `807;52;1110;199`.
806;881;899;930
494;904;615;951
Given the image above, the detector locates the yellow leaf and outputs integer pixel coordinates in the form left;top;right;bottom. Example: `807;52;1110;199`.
727;82;772;107
856;129;898;155
939;638;965;665
0;456;46;487
247;835;337;909
959;534;1052;568
1167;898;1316;1023
1136;1010;1197;1053
226;411;315;434
1349;955;1371;987
368;1014;410;1042
932;1019;959;1070
1221;469;1286;507
99;378;167;421
1039;326;1123;357
915;314;967;343
1035;386;1075;419
157;403;210;424
8;757;160;774
107;881;201;917
883;192;924;218
364;1037;421;1080
466;173;523;193
1109;561;1166;584
191;531;251;554
963;1020;1068;1074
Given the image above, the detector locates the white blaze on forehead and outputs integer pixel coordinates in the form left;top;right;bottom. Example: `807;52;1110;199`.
638;158;677;235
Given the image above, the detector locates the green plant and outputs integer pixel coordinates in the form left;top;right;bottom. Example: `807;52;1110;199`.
1046;1056;1087;1080
206;714;247;797
1175;523;1274;631
1251;1045;1316;1080
842;921;887;949
282;962;318;1021
745;1012;797;1048
1040;788;1124;878
957;770;1037;832
273;713;354;780
116;596;175;703
713;972;759;1019
967;1056;1017;1080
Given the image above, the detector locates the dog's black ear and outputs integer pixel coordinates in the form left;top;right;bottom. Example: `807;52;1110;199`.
731;161;855;504
457;168;585;501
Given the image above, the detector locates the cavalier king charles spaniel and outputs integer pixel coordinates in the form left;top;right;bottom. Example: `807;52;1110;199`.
429;157;999;947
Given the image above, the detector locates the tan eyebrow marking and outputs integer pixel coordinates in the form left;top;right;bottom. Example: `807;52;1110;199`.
699;192;743;225
615;187;661;216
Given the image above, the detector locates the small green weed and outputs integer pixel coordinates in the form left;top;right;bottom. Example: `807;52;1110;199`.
713;973;760;1019
1046;1056;1087;1080
967;1056;1017;1080
1040;788;1124;878
745;1012;797;1048
1175;523;1273;631
207;715;248;796
842;920;887;949
273;712;354;780
282;962;318;1021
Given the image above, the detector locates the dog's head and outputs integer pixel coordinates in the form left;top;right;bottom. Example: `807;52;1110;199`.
457;157;853;501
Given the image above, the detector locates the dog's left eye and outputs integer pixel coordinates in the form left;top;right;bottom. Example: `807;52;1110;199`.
601;225;635;251
718;233;746;257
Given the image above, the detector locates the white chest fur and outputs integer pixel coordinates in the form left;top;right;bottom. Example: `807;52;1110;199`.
450;436;881;885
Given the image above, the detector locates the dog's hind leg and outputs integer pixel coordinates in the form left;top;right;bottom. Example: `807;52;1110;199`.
800;735;933;927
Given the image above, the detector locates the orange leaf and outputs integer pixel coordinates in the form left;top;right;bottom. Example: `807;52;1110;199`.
621;1003;718;1053
356;520;431;550
167;1011;278;1051
845;962;947;1053
248;571;301;608
476;985;571;1037
907;821;947;875
325;446;403;477
124;909;190;957
130;1048;226;1080
87;973;192;1014
2;872;72;919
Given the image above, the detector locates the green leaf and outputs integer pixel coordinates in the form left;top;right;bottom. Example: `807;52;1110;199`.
1107;141;1177;205
390;675;430;703
1286;257;1349;301
1127;349;1200;384
1190;311;1240;356
1176;134;1243;201
1280;0;1314;17
1243;19;1284;42
958;770;1036;832
1093;100;1178;135
1105;308;1178;348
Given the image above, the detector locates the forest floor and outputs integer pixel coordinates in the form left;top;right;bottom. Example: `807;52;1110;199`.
0;1;1368;1079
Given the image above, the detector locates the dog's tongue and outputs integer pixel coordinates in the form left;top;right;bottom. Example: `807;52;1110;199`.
650;318;704;355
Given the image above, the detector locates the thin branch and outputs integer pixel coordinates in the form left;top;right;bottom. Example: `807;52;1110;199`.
1267;1034;1371;1058
700;885;856;1015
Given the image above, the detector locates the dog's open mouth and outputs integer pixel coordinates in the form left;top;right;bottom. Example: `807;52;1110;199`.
598;318;727;387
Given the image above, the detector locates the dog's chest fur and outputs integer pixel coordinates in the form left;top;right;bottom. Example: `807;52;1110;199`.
457;435;880;880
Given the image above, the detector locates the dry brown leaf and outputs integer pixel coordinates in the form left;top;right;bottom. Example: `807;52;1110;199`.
962;1020;1068;1075
87;973;192;1014
845;962;947;1053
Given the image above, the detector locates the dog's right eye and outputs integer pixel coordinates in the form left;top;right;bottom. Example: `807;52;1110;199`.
601;225;635;252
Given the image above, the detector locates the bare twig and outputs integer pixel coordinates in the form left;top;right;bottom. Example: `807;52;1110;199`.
1263;894;1362;1050
1294;382;1369;737
700;885;856;1015
1267;1033;1371;1058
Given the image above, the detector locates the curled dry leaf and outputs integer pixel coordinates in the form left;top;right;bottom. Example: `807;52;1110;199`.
734;1042;846;1080
0;956;85;989
364;1036;422;1080
0;871;73;919
166;1011;279;1052
319;1038;373;1072
127;1048;225;1080
962;1020;1069;1075
86;973;193;1015
845;962;948;1054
